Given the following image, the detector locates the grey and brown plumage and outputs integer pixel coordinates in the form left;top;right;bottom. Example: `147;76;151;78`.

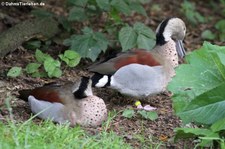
18;76;107;127
90;17;186;97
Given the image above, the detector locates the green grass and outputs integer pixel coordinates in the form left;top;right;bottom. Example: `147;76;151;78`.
0;96;163;149
0;100;131;149
0;119;132;149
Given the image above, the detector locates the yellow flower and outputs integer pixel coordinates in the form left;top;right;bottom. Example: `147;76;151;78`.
135;101;141;106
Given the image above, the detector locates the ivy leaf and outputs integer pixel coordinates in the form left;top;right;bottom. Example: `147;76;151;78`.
7;67;22;78
119;26;137;51
25;63;41;74
137;110;158;120
122;109;135;118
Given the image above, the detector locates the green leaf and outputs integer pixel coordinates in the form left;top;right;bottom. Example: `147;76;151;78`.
109;8;121;23
175;128;217;140
119;26;137;51
137;34;155;50
96;0;110;11
59;55;70;65
7;67;22;78
64;28;108;61
122;109;135;118
211;117;225;132
35;49;51;63
25;63;41;74
111;0;131;15
64;50;79;59
176;83;225;124
168;42;225;124
133;22;155;39
31;9;54;18
129;2;147;16
215;20;225;33
137;111;158;120
51;68;62;78
68;6;87;21
44;58;61;78
67;59;79;67
201;30;216;40
59;50;81;67
175;127;219;146
58;16;71;32
67;0;88;7
24;40;41;50
215;20;225;41
31;71;47;78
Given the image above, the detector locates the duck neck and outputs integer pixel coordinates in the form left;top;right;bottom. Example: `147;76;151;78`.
153;39;179;78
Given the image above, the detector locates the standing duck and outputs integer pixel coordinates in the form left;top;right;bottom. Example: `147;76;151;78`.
89;17;186;97
18;76;107;127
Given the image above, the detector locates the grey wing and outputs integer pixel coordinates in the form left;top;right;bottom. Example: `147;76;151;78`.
28;96;68;124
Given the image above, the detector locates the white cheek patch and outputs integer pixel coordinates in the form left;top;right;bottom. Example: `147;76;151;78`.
95;75;109;87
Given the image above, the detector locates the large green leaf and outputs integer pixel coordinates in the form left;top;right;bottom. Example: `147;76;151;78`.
119;23;155;51
174;128;217;140
134;22;155;50
174;127;219;146
176;82;225;124
111;0;131;15
119;26;137;51
68;6;87;21
168;42;225;124
211;117;225;132
133;22;155;39
67;0;88;7
129;2;147;16
64;27;108;61
96;0;110;11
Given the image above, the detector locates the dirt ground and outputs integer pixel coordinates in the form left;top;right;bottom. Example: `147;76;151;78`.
0;0;224;148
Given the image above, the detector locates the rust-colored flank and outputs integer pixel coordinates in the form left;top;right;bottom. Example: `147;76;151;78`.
30;88;62;103
115;50;160;70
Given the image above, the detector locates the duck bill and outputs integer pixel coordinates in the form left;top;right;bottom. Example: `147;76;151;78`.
175;40;186;58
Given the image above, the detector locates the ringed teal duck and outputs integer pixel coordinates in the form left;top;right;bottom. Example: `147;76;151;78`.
18;77;107;127
89;17;186;97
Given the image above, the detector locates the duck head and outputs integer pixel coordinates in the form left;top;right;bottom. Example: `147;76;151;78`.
72;76;93;99
156;17;186;59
